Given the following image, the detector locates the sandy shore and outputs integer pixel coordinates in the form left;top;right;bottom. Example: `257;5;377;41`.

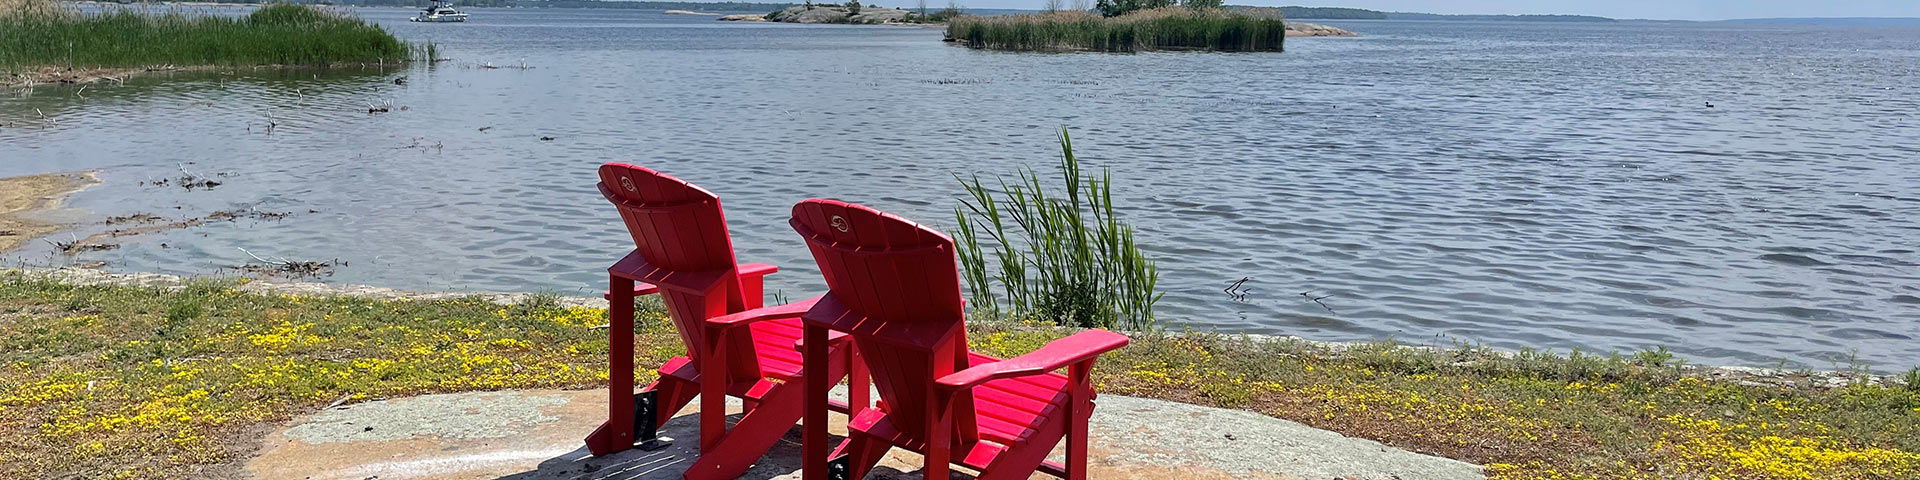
0;172;98;253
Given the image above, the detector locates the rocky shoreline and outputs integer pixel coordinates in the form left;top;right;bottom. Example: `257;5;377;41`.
718;5;917;24
717;6;1358;36
1286;21;1357;37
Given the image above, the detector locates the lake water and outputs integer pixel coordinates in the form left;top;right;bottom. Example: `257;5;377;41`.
3;9;1917;371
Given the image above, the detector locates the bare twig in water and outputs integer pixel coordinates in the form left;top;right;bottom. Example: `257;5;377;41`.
209;207;292;222
249;206;291;220
105;213;165;225
1300;291;1336;314
173;163;222;191
1224;276;1251;301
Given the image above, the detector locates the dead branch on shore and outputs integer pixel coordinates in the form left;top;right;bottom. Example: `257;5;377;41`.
233;247;343;279
45;233;117;253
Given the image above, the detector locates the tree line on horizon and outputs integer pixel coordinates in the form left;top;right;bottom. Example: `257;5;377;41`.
1243;6;1613;22
129;0;799;11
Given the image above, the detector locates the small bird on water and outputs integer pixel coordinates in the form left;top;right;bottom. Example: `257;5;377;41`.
1705;101;1715;108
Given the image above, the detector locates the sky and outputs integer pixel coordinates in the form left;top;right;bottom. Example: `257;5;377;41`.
956;0;1920;21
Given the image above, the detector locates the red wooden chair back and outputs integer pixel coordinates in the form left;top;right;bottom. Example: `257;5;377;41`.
598;163;757;382
790;199;974;443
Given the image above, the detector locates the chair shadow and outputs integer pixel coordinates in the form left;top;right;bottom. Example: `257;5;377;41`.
493;412;929;480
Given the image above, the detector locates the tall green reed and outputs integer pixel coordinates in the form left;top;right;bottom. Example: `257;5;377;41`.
945;7;1285;52
954;128;1162;330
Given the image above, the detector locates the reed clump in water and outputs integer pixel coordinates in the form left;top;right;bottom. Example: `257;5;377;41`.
954;128;1162;330
945;7;1285;52
0;1;412;72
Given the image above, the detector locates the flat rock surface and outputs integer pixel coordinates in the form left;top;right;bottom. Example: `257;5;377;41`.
247;389;1482;480
1285;22;1358;37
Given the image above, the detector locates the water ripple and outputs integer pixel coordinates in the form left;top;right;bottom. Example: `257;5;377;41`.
4;12;1918;370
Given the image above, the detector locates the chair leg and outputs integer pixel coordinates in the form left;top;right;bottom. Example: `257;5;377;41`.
849;346;868;416
685;345;851;480
1067;361;1092;480
804;324;831;480
924;391;952;480
649;376;699;433
699;326;728;454
585;275;638;456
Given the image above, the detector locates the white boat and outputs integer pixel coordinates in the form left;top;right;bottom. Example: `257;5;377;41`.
410;2;469;22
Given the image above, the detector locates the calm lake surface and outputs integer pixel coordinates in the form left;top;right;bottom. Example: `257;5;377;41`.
3;9;1917;370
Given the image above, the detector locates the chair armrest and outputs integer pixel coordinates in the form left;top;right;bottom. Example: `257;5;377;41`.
602;282;661;299
707;295;823;327
936;330;1130;390
791;329;851;350
739;263;779;279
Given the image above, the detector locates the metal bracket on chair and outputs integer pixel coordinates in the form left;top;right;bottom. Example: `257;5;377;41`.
633;390;675;451
826;454;853;480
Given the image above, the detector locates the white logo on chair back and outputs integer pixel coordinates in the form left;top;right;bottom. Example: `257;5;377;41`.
619;176;637;192
830;215;850;233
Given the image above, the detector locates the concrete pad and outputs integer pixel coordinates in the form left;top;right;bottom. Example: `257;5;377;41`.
246;389;1483;480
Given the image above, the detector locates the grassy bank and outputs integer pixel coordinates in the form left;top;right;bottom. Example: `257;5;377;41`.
945;7;1286;52
0;0;415;76
1;274;1915;479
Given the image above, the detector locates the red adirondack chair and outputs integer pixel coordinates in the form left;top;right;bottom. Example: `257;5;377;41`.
585;164;867;480
789;199;1130;480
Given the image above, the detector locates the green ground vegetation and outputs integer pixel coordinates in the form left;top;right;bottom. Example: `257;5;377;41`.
1;273;1915;479
945;7;1285;52
1037;324;1920;480
0;1;416;74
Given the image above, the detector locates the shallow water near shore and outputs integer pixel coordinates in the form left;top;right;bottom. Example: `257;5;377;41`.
2;9;1917;370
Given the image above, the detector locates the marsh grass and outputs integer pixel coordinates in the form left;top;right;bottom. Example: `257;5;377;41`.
954;128;1161;330
945;7;1285;52
0;1;413;73
1;275;1915;479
